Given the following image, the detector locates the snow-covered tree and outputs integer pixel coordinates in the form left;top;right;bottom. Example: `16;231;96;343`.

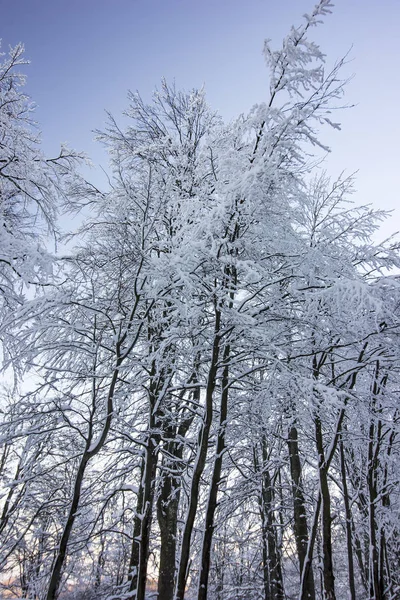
2;3;400;600
0;43;86;329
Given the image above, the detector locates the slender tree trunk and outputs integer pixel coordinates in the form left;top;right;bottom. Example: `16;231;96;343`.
157;461;180;600
134;370;162;600
339;438;356;600
351;517;369;593
157;383;197;600
315;414;336;600
127;458;145;592
134;434;159;600
46;454;89;600
368;417;380;600
299;493;321;600
157;430;186;600
379;423;396;599
197;259;237;600
254;438;284;600
368;416;381;600
345;446;369;592
261;506;271;600
368;363;387;600
254;437;285;600
288;423;316;600
95;535;105;589
174;306;221;600
0;455;25;537
214;537;225;600
197;343;230;600
261;439;284;600
299;402;346;600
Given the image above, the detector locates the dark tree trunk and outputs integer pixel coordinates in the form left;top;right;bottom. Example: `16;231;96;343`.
379;424;397;599
157;395;196;600
367;363;387;600
261;511;271;600
299;402;348;600
127;458;145;592
287;424;316;600
300;494;321;600
46;454;89;600
368;415;381;600
315;414;336;600
157;468;180;600
134;369;162;600
197;343;230;600
157;416;191;600
261;440;284;600
254;438;284;600
174;307;221;600
95;535;105;589
134;433;159;600
339;438;356;600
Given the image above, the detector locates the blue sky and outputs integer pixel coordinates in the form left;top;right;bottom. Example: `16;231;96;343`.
2;0;400;237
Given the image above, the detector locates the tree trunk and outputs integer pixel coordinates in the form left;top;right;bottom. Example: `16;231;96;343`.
157;465;180;600
339;438;356;600
46;454;89;600
134;370;161;600
315;413;336;600
127;458;145;592
287;424;316;600
299;493;321;600
368;417;380;600
174;307;221;600
254;438;284;600
134;434;159;600
157;395;196;600
379;423;397;599
261;440;284;600
368;363;387;600
197;343;229;600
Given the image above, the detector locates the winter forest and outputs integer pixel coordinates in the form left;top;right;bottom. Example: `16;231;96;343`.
1;1;400;599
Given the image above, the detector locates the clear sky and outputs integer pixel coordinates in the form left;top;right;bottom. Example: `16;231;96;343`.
1;0;399;238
